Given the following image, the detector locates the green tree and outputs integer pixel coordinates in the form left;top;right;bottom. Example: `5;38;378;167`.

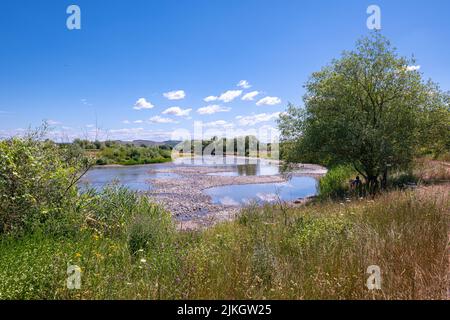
279;33;449;191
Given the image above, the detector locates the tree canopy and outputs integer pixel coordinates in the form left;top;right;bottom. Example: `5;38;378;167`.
279;33;450;190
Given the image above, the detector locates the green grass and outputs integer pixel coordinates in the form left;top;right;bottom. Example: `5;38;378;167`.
1;186;448;300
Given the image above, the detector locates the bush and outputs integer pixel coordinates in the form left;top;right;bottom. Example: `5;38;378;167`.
318;165;355;199
0;133;90;236
388;172;419;189
95;158;108;165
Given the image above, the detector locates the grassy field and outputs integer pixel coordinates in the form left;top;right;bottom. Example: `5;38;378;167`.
1;184;448;300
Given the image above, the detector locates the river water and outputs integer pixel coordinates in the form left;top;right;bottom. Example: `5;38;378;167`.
78;156;319;203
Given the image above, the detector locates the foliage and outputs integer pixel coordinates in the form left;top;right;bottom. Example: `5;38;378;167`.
318;165;355;199
97;143;171;165
416;86;450;158
278;33;450;191
174;136;276;158
0;128;91;236
73;139;173;165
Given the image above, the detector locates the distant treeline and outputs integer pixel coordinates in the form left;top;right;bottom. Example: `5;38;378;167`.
178;136;279;158
70;136;279;165
72;139;173;165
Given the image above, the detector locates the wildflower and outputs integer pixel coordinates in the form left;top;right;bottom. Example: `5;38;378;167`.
95;253;104;259
74;252;82;258
140;258;147;263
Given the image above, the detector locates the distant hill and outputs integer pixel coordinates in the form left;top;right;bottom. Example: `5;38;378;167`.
114;140;181;147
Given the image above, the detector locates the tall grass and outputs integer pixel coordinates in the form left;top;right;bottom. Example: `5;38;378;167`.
178;187;448;299
414;158;450;183
1;186;447;300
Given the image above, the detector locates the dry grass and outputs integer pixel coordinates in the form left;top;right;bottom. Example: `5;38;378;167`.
1;185;448;300
415;158;450;183
177;185;449;300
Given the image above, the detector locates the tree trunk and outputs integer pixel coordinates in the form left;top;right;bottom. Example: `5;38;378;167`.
367;175;379;195
381;168;388;190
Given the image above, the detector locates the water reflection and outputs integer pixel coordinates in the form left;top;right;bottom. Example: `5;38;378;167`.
78;165;179;192
204;177;318;206
176;156;280;176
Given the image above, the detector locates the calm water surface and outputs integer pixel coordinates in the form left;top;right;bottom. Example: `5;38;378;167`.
204;177;318;206
79;157;319;203
78;164;178;191
175;156;280;176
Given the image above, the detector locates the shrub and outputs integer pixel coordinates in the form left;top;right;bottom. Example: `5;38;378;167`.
0;132;90;236
388;171;419;189
318;165;355;199
95;158;108;165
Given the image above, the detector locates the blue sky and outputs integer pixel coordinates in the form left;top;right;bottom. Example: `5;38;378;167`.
1;0;449;142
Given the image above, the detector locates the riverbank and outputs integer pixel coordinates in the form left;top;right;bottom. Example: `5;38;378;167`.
146;163;327;230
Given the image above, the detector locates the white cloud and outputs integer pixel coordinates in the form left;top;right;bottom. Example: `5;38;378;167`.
46;119;61;126
134;120;144;124
133;98;154;110
122;120;131;124
236;112;281;126
204;96;218;102
256;96;281;106
85;124;95;128
218;90;242;103
242;91;260;101
203;120;234;129
197;124;279;143
163;90;186;100
148;116;178;124
203;90;243;103
406;65;421;72
107;128;174;141
0;126;176;143
257;125;280;143
81;99;92;106
162;106;192;117
237;80;251;89
197;105;231;115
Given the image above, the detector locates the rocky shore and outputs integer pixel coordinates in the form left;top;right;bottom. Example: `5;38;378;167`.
145;163;327;230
